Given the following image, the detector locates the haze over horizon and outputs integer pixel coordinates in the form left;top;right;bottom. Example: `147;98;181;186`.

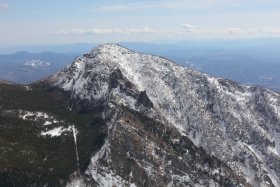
1;0;280;48
1;2;280;186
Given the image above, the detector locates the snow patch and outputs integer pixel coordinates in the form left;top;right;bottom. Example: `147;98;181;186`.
240;142;263;161
23;86;32;91
18;110;62;126
269;96;280;117
207;77;252;103
268;146;280;157
66;177;87;187
41;126;76;137
25;59;51;67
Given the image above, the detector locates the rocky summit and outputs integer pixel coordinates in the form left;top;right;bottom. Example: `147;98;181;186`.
1;44;280;187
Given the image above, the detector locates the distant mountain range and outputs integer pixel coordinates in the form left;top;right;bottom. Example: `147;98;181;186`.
1;39;280;91
0;51;76;84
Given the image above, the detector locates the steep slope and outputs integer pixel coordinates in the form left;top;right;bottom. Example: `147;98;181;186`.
1;44;280;187
44;44;280;187
0;83;106;187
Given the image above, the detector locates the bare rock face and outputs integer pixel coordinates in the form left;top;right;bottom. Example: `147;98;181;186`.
136;91;154;109
47;44;280;187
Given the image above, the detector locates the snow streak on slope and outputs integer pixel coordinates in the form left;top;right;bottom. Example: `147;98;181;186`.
41;126;73;137
25;60;51;68
49;44;280;186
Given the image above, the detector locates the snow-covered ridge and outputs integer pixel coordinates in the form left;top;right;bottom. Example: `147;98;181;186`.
48;43;280;186
25;59;51;67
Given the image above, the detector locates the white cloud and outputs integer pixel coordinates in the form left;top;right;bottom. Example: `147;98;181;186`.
181;24;280;38
53;25;280;40
211;27;280;35
127;28;157;34
54;27;157;35
182;23;196;32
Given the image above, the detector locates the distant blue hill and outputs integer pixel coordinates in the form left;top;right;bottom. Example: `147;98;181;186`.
0;51;76;84
1;39;280;91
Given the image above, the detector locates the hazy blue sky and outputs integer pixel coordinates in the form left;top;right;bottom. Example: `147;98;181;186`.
1;0;280;46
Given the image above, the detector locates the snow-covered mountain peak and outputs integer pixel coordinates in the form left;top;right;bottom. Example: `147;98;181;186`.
46;44;280;186
51;43;189;102
95;43;123;50
90;43;132;55
88;43;181;73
